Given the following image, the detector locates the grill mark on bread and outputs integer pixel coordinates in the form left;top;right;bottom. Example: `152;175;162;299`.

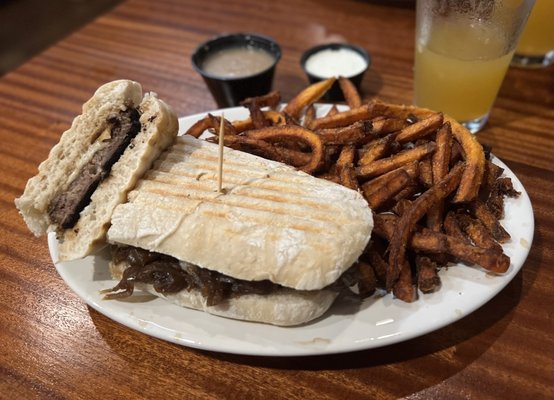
168;141;320;184
140;170;337;212
156;155;278;181
158;151;290;181
169;144;272;169
126;198;329;236
150;157;340;203
123;195;330;234
131;181;348;227
124;133;364;231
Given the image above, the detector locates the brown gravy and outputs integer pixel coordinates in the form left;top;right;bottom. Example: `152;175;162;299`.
201;46;275;78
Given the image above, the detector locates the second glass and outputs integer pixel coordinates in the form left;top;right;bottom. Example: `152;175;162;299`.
512;0;554;67
413;0;535;133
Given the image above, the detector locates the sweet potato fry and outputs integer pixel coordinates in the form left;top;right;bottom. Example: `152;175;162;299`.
219;134;312;169
303;104;316;128
336;144;356;166
244;125;325;173
395;112;443;143
361;160;419;190
432;122;453;182
317;120;375;145
444;211;471;244
370;118;407;136
427;122;453;231
366;100;485;203
265;110;287;126
231;110;286;133
365;100;422;120
283;112;302;127
246;99;270;129
446;116;485;203
185;114;237;138
336;145;358;190
392;198;412;217
393;258;416;302
456;213;503;252
369;161;421;204
441;234;509;273
416;255;441;293
274;147;312;167
357;261;377;298
231;117;254;133
356;141;437;179
392;182;420;203
418;158;434;188
470;200;510;243
450;140;463;166
218;135;282;161
487;177;520;219
309;103;373;130
338;76;362;108
339;166;358;191
357;134;397;166
322;144;341;168
283;77;336;119
361;168;412;210
479;159;504;199
240;90;281;109
365;242;388;285
387;163;464;288
373;213;510;273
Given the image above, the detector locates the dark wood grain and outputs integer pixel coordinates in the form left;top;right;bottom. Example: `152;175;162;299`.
1;0;553;399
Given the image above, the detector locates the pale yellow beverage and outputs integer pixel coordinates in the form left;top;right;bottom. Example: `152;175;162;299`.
414;18;514;123
516;0;554;56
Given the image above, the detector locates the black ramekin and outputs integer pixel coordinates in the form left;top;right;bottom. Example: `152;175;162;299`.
192;33;282;108
300;43;370;102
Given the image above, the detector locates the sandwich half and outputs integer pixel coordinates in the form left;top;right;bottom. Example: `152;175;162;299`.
105;135;373;326
15;80;178;261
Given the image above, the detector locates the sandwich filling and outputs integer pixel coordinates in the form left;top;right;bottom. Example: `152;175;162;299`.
105;246;355;306
48;107;141;230
106;246;280;306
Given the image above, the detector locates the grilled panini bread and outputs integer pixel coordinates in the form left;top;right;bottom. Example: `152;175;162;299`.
105;135;373;325
15;80;178;261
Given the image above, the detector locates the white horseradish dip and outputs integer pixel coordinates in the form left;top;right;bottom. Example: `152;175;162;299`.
305;47;367;79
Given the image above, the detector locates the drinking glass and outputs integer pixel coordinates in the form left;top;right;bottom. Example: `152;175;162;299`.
414;0;536;133
512;0;554;67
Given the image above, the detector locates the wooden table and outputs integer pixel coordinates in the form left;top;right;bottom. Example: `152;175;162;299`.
1;1;553;398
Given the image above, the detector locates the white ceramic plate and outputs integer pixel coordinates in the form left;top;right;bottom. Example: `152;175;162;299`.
50;106;534;356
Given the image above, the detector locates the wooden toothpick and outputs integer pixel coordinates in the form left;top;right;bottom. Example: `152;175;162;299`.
217;113;224;193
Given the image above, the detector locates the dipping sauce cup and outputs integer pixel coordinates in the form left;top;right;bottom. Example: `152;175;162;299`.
301;43;370;102
512;0;554;68
192;33;281;108
414;0;535;133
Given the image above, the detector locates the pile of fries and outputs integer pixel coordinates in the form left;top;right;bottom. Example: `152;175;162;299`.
185;77;519;302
